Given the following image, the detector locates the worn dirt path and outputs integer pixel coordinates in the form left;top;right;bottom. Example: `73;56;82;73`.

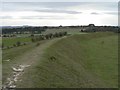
3;37;66;89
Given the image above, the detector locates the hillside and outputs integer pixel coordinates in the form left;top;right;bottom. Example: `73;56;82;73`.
17;32;118;88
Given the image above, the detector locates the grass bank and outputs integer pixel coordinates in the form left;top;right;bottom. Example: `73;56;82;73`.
17;32;118;88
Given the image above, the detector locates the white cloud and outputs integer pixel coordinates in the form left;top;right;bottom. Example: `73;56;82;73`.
1;2;118;26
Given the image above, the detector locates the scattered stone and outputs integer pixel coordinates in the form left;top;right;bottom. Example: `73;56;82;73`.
3;64;31;89
12;67;24;72
3;59;10;62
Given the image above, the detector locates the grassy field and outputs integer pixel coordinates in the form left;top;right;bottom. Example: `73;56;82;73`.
42;28;86;35
3;37;31;47
17;32;118;88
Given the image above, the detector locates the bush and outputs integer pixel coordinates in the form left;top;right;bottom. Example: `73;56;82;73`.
31;38;36;42
7;46;10;49
36;42;40;46
16;41;21;46
13;44;16;47
23;42;27;45
31;34;34;37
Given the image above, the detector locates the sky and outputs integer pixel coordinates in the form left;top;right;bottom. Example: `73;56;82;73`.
0;1;119;26
1;0;119;2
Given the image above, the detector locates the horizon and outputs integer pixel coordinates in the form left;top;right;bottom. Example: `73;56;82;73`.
1;24;119;26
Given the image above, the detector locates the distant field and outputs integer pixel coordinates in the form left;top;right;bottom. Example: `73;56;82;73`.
14;34;31;37
3;37;31;47
42;28;86;35
14;34;41;37
17;32;118;88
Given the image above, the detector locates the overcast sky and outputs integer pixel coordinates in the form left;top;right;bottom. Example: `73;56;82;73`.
1;0;119;2
0;2;118;26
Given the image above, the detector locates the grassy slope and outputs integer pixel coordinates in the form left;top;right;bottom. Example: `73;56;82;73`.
18;32;118;88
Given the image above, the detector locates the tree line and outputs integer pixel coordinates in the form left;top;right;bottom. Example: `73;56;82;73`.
2;31;67;49
31;32;67;42
2;26;46;34
81;26;119;33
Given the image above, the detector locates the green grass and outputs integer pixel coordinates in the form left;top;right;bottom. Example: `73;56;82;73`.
18;32;118;88
15;34;42;37
3;43;34;61
2;43;36;83
79;34;118;86
3;37;31;47
2;39;50;84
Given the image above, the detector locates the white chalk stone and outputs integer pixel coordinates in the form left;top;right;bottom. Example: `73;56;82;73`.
12;67;24;72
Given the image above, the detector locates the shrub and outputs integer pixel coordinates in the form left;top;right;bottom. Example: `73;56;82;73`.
16;41;21;46
36;42;40;46
31;34;34;37
23;42;27;45
31;38;36;42
7;46;10;49
13;44;16;47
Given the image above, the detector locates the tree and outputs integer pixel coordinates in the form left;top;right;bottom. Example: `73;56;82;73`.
81;29;84;32
31;34;34;37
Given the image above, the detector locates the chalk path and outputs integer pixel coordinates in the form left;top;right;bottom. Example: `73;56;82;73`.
3;37;66;89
